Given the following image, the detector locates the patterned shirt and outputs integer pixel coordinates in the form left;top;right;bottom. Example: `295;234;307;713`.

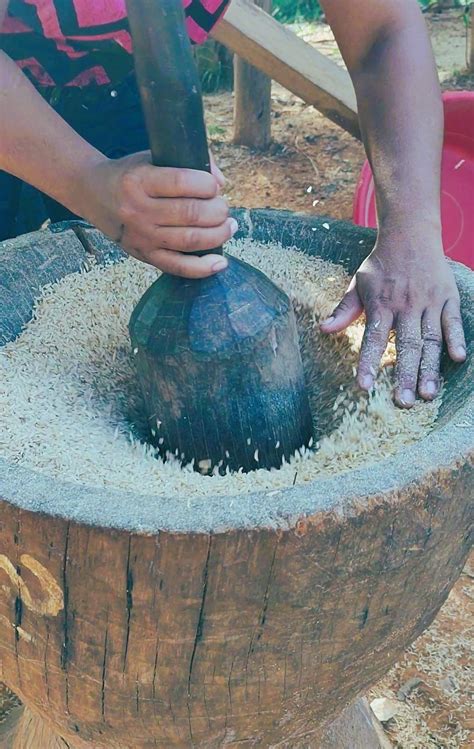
0;0;230;87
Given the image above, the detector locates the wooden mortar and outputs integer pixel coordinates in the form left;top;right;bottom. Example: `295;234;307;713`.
0;211;472;748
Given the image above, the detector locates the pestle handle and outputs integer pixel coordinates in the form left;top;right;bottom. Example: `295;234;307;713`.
126;0;223;256
126;0;211;173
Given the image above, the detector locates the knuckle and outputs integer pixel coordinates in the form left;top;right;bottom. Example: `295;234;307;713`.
336;298;351;313
215;197;229;222
139;250;154;265
120;169;141;196
117;203;136;224
171;170;188;196
184;199;201;225
422;332;443;348
446;314;464;328
397;335;422;352
365;324;386;343
182;228;198;251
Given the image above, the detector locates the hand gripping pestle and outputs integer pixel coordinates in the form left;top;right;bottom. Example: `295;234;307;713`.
126;0;313;474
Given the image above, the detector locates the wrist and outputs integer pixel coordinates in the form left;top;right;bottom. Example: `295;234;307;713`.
69;152;114;228
70;151;110;213
374;215;446;263
377;213;442;244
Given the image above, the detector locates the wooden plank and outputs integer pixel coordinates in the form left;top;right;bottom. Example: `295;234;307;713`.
212;0;360;138
233;0;272;149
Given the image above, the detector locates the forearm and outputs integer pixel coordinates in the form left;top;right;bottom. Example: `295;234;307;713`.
0;51;106;217
350;17;443;233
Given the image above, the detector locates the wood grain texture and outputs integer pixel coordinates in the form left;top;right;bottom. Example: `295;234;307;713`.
212;0;360;138
233;0;272;149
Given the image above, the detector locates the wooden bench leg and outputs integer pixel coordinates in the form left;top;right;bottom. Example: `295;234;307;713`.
0;705;81;749
321;698;392;749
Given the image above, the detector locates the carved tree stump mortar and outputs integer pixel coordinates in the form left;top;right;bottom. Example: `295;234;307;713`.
0;210;472;748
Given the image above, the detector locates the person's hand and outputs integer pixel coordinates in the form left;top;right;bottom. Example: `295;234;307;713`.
320;225;467;407
79;152;235;278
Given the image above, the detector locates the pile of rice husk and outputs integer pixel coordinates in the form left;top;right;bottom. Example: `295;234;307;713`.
0;239;440;496
0;684;20;726
369;556;473;748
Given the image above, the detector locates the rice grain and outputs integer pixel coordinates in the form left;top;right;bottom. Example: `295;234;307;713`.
0;239;440;499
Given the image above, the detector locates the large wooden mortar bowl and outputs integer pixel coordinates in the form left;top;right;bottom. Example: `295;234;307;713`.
0;210;472;749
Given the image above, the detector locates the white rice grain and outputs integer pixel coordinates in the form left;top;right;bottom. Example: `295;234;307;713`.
0;239;440;498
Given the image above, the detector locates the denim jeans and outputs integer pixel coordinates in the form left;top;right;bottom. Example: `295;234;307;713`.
0;74;149;241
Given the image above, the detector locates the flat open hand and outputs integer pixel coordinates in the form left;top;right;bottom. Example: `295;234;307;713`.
320;226;467;407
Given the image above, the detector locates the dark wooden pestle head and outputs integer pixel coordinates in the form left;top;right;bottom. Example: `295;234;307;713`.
129;255;313;473
126;0;313;472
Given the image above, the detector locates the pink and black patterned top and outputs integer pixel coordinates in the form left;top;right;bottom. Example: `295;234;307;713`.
0;0;229;87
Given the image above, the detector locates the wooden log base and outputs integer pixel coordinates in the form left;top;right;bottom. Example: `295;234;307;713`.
0;698;391;749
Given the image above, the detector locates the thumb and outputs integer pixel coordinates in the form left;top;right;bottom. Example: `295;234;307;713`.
320;282;363;333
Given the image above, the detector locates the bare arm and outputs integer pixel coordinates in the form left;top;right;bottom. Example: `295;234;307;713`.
319;0;466;406
0;0;232;277
0;48;107;219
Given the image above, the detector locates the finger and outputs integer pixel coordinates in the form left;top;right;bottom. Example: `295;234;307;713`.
357;309;393;391
418;310;443;400
141;166;219;199
210;154;226;187
153;217;237;253
143;196;229;228
320;280;363;333
441;298;467;362
138;248;228;278
394;313;423;408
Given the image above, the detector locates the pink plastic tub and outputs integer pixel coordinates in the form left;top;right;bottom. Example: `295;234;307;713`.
353;91;474;269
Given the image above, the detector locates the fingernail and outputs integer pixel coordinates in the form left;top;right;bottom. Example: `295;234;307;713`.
229;218;238;236
212;258;228;273
401;389;415;406
424;380;437;396
360;374;373;390
454;345;466;359
321;316;335;326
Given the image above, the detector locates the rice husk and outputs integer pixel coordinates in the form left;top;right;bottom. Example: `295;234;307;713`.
0;239;440;497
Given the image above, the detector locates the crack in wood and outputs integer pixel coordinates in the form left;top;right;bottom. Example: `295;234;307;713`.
122;537;134;673
44;628;51;706
13;512;23;690
152;633;160;704
14;595;22;635
186;535;213;744
227;655;236;715
202;682;212;730
101;626;109;721
359;605;370;629
247;536;279;663
61;522;71;714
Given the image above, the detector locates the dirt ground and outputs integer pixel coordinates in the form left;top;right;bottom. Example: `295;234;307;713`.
207;9;473;222
1;9;473;748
